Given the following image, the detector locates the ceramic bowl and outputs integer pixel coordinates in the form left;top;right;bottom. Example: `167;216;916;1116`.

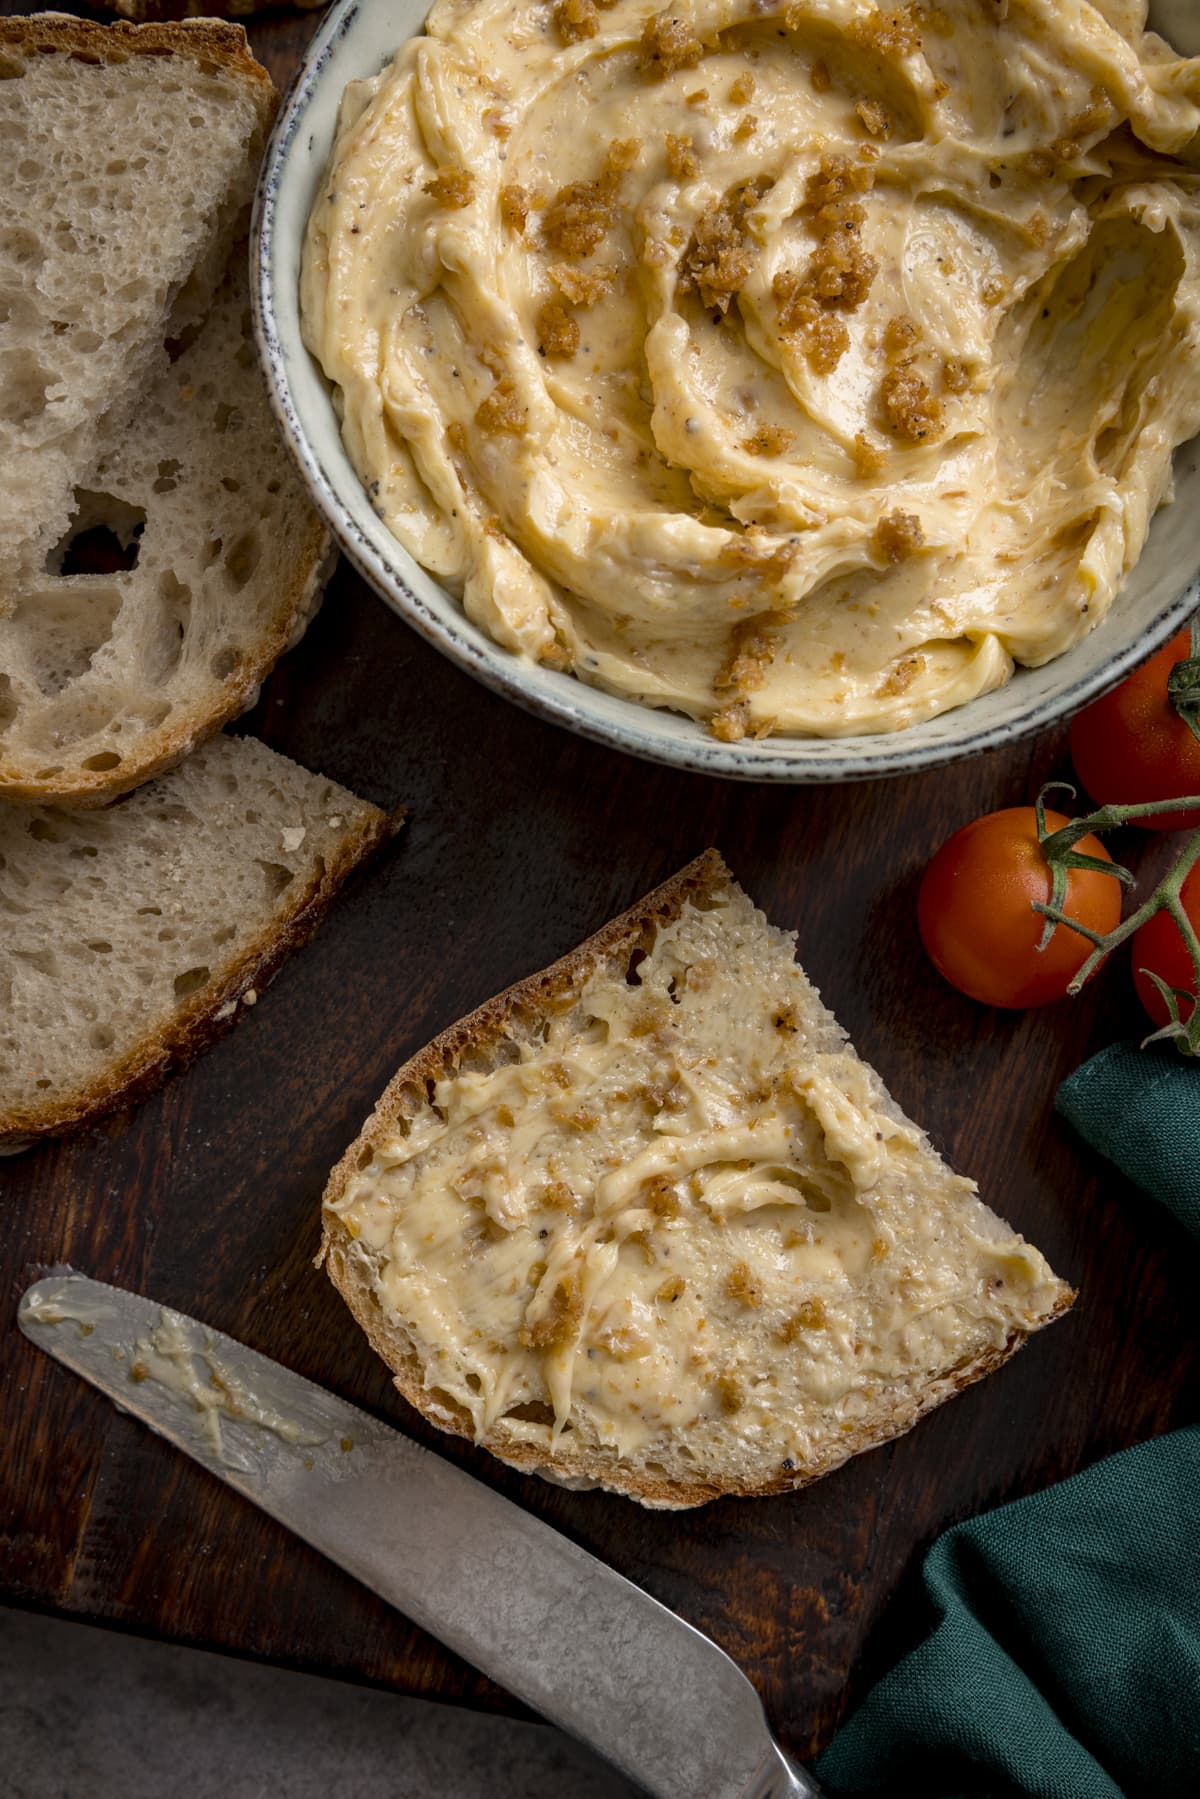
253;0;1200;783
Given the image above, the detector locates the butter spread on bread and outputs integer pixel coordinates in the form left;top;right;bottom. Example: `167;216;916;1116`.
323;853;1072;1508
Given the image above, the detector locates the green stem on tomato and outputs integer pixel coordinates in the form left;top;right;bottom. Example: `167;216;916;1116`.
1033;782;1139;954
1031;786;1200;1054
1167;615;1200;748
1052;823;1200;991
1040;788;1200;849
1144;886;1200;1056
1033;814;1200;1054
1168;884;1200;984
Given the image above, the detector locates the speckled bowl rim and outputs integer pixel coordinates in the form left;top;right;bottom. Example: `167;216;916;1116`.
252;0;1200;785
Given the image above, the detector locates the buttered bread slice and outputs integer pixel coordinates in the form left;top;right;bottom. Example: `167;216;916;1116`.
323;853;1072;1508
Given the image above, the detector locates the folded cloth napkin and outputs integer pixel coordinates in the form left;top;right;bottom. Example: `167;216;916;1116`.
1056;1041;1200;1238
816;1041;1200;1799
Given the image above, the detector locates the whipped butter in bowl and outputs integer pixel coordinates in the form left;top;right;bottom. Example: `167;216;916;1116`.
261;0;1200;778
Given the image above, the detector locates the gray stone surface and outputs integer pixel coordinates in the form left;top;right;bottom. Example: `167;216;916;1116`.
0;1605;639;1798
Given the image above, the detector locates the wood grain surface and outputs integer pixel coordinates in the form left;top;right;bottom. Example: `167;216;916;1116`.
3;0;1199;1768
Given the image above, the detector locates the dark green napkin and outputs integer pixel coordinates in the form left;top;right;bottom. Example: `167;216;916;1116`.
815;1042;1200;1799
815;1428;1200;1797
1056;1041;1200;1237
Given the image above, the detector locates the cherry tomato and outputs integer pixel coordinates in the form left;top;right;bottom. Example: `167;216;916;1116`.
1070;629;1200;831
918;807;1122;1009
1132;864;1200;1031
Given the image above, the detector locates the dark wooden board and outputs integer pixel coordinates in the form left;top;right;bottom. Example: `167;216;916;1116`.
3;0;1198;1766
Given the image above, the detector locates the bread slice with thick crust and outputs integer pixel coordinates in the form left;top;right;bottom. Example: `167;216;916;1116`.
322;853;1073;1509
0;16;276;591
0;733;397;1154
0;255;331;805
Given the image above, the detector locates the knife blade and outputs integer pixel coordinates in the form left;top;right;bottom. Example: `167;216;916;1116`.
18;1274;824;1799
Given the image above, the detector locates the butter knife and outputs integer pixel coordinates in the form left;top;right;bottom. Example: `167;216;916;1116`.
18;1273;825;1799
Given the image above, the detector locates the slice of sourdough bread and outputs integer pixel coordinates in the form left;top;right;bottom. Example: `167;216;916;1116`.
0;733;395;1153
323;852;1073;1509
0;15;275;589
0;258;331;804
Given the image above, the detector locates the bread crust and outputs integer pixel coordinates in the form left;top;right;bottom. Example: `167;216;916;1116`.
0;527;334;809
0;13;299;806
321;851;1075;1508
322;850;730;1219
0;800;401;1154
325;1229;1073;1507
0;14;277;121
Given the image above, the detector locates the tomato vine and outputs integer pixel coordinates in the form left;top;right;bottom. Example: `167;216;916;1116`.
1034;788;1200;1055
